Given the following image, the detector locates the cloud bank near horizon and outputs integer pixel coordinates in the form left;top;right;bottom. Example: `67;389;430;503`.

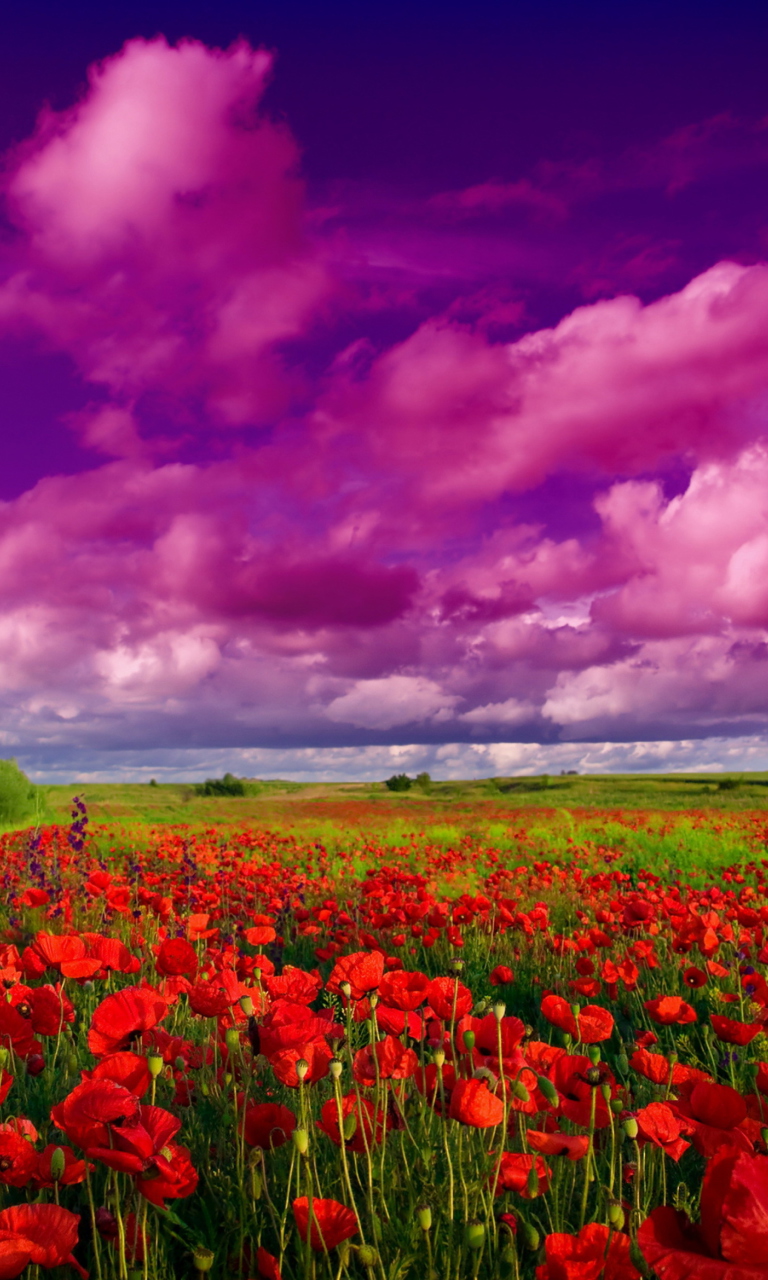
2;36;768;771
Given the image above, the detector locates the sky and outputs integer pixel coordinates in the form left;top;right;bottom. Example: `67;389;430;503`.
4;0;768;782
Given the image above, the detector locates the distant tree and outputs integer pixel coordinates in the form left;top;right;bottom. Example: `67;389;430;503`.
0;759;40;825
385;773;412;792
148;778;158;787
414;772;432;791
194;772;246;797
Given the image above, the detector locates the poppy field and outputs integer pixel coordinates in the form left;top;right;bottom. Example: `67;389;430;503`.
1;802;768;1278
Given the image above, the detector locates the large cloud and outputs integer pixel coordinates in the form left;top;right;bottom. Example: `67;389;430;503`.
0;37;767;776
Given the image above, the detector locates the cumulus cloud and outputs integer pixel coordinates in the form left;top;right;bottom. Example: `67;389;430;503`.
0;37;767;773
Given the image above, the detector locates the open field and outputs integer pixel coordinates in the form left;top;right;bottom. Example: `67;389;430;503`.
1;788;767;1277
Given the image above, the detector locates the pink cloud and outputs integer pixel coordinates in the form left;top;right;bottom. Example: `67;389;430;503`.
0;36;332;428
318;261;768;505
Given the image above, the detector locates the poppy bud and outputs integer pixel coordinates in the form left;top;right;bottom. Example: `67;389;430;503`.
616;1052;629;1075
762;1127;768;1147
147;1054;164;1079
562;1033;573;1051
225;1028;240;1053
526;1165;539;1197
329;1058;343;1080
357;1244;378;1268
608;1202;624;1228
499;1245;517;1278
623;1118;639;1140
464;1220;485;1251
26;1054;44;1077
432;1049;445;1068
292;1128;309;1154
513;1079;530;1102
342;1112;358;1141
49;1147;66;1182
600;1083;612;1103
250;1165;262;1200
295;1058;309;1082
462;1029;476;1051
193;1246;215;1272
493;1002;506;1022
0;1049;8;1069
536;1075;560;1107
521;1222;540;1250
417;1205;432;1231
610;1098;624;1114
128;1271;143;1280
570;1003;581;1020
369;992;379;1010
588;1044;601;1065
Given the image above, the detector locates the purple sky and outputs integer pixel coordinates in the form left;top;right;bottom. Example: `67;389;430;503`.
5;1;768;782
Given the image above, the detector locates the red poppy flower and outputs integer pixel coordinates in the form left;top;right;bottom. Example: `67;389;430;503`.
259;1002;342;1058
0;1132;37;1187
426;975;474;1020
414;1062;458;1115
30;932;101;980
536;1222;640;1279
549;1054;620;1130
269;1040;334;1088
187;982;232;1018
82;934;141;975
540;995;614;1043
352;1035;418;1086
83;1051;152;1098
644;996;697;1026
0;1203;86;1278
493;1152;551;1197
378;969;431;1010
51;1079;141;1151
326;951;385;1001
639;1148;768;1278
682;966;708;988
255;1245;283;1279
490;965;515;986
88;986;168;1056
32;1144;88;1189
263;967;322;1005
635;1102;691;1162
316;1092;388;1154
155;938;198;977
243;1103;297;1150
710;1015;760;1046
0;1003;38;1059
448;1078;504;1128
86;1102;180;1173
671;1079;753;1158
292;1197;358;1251
629;1048;710;1089
9;984;75;1037
526;1129;589;1161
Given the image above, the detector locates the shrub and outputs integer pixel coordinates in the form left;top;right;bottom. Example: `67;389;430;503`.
385;773;412;792
414;771;432;791
0;759;40;826
194;772;246;797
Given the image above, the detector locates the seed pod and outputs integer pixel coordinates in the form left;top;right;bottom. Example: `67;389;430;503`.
588;1044;601;1066
493;1001;506;1022
610;1098;624;1114
224;1028;240;1053
340;981;352;999
192;1246;215;1273
432;1049;446;1068
623;1117;639;1140
147;1054;164;1079
600;1083;612;1103
464;1220;485;1251
239;995;254;1017
292;1128;309;1154
329;1058;343;1080
49;1147;66;1183
295;1058;309;1082
462;1029;476;1052
608;1202;624;1228
358;1244;378;1268
585;1066;602;1087
417;1205;432;1231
